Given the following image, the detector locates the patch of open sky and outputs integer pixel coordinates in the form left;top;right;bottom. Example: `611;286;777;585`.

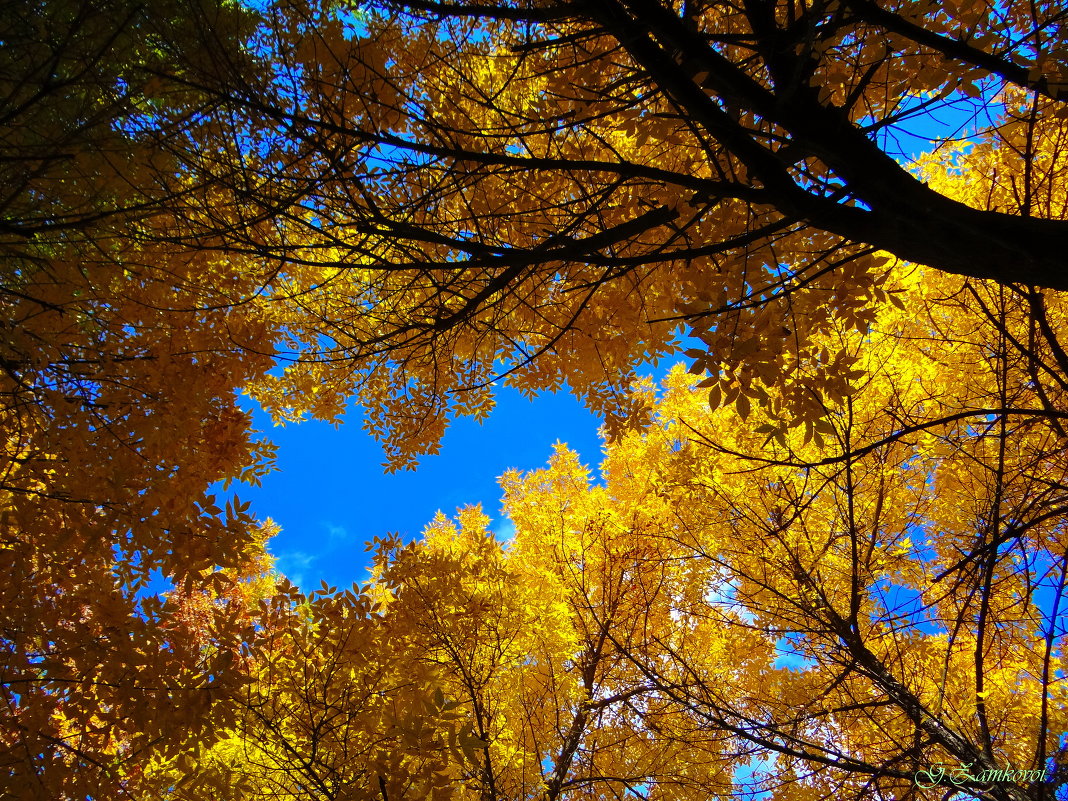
336;6;371;39
864;81;1005;166
732;749;776;801
239;383;608;591
135;568;174;608
623;781;650;799
240;316;685;590
1012;548;1068;642
873;580;946;637
365;142;409;171
772;634;816;672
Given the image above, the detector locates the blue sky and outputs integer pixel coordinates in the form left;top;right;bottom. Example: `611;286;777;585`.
239;381;619;590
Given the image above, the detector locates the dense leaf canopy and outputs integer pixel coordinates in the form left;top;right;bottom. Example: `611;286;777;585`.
3;0;1068;799
174;0;1068;463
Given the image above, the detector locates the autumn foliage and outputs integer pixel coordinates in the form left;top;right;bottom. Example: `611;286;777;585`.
4;0;1068;799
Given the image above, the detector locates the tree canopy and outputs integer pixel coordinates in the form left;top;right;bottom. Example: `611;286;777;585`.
1;1;280;795
160;252;1068;800
167;0;1068;462
3;0;1068;798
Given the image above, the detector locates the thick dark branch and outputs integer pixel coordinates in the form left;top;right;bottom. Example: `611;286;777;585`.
844;0;1068;102
604;0;1068;290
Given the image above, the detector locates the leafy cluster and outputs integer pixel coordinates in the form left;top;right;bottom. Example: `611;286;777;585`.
4;0;1068;799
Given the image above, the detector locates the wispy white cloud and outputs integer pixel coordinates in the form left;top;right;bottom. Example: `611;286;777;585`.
704;580;756;624
275;550;316;589
491;516;517;543
323;521;350;541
